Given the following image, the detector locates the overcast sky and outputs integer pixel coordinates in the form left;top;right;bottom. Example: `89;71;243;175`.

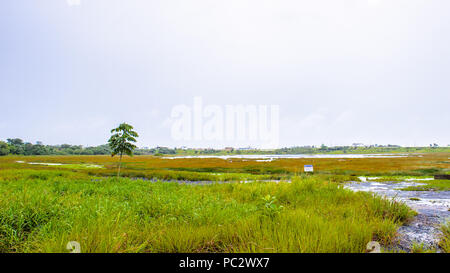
1;0;449;148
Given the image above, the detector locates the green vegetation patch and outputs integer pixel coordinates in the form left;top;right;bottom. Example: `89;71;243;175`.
367;176;434;182
0;171;414;253
439;222;450;253
400;180;450;192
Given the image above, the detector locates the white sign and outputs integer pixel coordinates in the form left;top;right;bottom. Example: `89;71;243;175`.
304;165;314;172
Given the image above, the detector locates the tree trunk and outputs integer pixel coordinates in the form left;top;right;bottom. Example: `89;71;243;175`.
117;153;123;178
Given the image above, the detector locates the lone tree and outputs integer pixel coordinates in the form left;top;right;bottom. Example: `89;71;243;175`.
108;123;139;177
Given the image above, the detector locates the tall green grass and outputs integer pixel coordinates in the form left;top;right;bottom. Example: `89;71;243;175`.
0;170;414;253
439;222;450;253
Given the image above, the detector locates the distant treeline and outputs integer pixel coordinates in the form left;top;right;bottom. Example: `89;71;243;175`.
0;138;112;156
0;138;177;156
173;145;450;155
272;145;450;154
0;138;449;156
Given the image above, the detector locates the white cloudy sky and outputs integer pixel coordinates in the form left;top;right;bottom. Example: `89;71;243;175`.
1;0;449;148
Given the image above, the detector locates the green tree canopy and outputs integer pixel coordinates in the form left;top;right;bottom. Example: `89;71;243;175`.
7;138;24;146
108;123;139;177
0;141;10;156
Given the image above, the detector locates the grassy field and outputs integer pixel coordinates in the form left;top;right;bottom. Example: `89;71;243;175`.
1;152;449;181
0;170;413;253
0;153;448;253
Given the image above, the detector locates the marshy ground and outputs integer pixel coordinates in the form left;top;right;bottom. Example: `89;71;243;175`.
345;179;450;252
0;153;449;253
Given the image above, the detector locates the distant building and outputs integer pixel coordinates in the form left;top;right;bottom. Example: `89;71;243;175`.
224;147;234;152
